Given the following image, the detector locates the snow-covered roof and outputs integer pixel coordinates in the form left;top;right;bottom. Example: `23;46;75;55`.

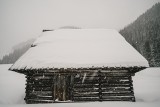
10;29;149;70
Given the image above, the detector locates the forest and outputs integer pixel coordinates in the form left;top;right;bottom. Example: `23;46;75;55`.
120;3;160;67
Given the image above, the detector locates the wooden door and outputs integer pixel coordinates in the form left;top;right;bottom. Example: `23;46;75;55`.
53;74;71;102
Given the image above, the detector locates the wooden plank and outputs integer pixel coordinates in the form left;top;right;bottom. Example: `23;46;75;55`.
76;76;129;79
101;70;128;73
27;91;53;96
33;73;55;76
102;96;135;101
25;96;53;100
102;90;133;93
101;84;131;87
74;72;131;77
74;79;99;84
74;77;99;81
101;80;131;84
27;79;53;82
73;84;99;88
73;97;99;101
26;83;52;87
102;93;134;96
26;81;53;85
73;92;99;97
26;87;52;91
25;90;53;93
102;74;131;77
73;94;99;97
26;99;54;104
102;87;132;91
73;88;99;92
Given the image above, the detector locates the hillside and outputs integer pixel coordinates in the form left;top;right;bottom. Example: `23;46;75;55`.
0;39;35;64
120;3;160;67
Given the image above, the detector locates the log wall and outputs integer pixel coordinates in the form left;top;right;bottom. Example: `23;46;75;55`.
25;73;55;103
72;70;135;102
25;70;135;103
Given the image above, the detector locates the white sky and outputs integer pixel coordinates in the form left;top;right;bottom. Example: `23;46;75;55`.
0;0;160;58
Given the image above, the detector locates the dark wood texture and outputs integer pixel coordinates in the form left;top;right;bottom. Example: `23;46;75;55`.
25;69;136;103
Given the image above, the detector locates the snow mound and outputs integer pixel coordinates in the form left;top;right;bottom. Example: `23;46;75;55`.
133;67;160;102
10;29;149;70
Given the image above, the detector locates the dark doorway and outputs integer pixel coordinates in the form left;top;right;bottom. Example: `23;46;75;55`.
53;74;71;102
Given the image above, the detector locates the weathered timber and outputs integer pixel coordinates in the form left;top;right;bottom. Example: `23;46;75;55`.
24;69;136;103
26;99;54;104
26;91;53;96
73;88;99;92
73;84;99;88
26;87;52;91
73;97;99;101
73;93;99;97
102;97;135;101
25;96;53;100
102;93;134;96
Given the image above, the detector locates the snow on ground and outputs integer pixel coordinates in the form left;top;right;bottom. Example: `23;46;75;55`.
0;64;26;104
0;64;160;107
133;68;160;102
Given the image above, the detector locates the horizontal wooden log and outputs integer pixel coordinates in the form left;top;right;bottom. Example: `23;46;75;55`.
101;96;135;101
26;85;52;88
102;88;132;91
74;77;99;81
25;96;53;100
26;87;52;91
73;83;131;88
74;79;99;84
73;94;99;97
73;84;99;88
25;90;52;94
73;92;99;97
101;84;131;87
26;99;54;104
74;80;132;84
102;90;133;93
73;97;99;101
27;77;53;81
101;70;128;73
73;88;99;92
27;91;53;96
75;76;129;79
26;83;52;87
26;80;54;85
27;79;53;82
102;93;134;96
33;73;54;75
75;73;131;77
102;80;132;84
74;77;130;82
102;87;132;91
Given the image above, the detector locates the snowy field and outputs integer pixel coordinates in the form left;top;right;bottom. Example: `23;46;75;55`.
0;64;160;107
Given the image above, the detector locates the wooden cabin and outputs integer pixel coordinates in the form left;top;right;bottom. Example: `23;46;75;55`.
9;29;149;103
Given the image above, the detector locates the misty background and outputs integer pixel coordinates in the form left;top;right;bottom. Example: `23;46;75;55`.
0;0;160;66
